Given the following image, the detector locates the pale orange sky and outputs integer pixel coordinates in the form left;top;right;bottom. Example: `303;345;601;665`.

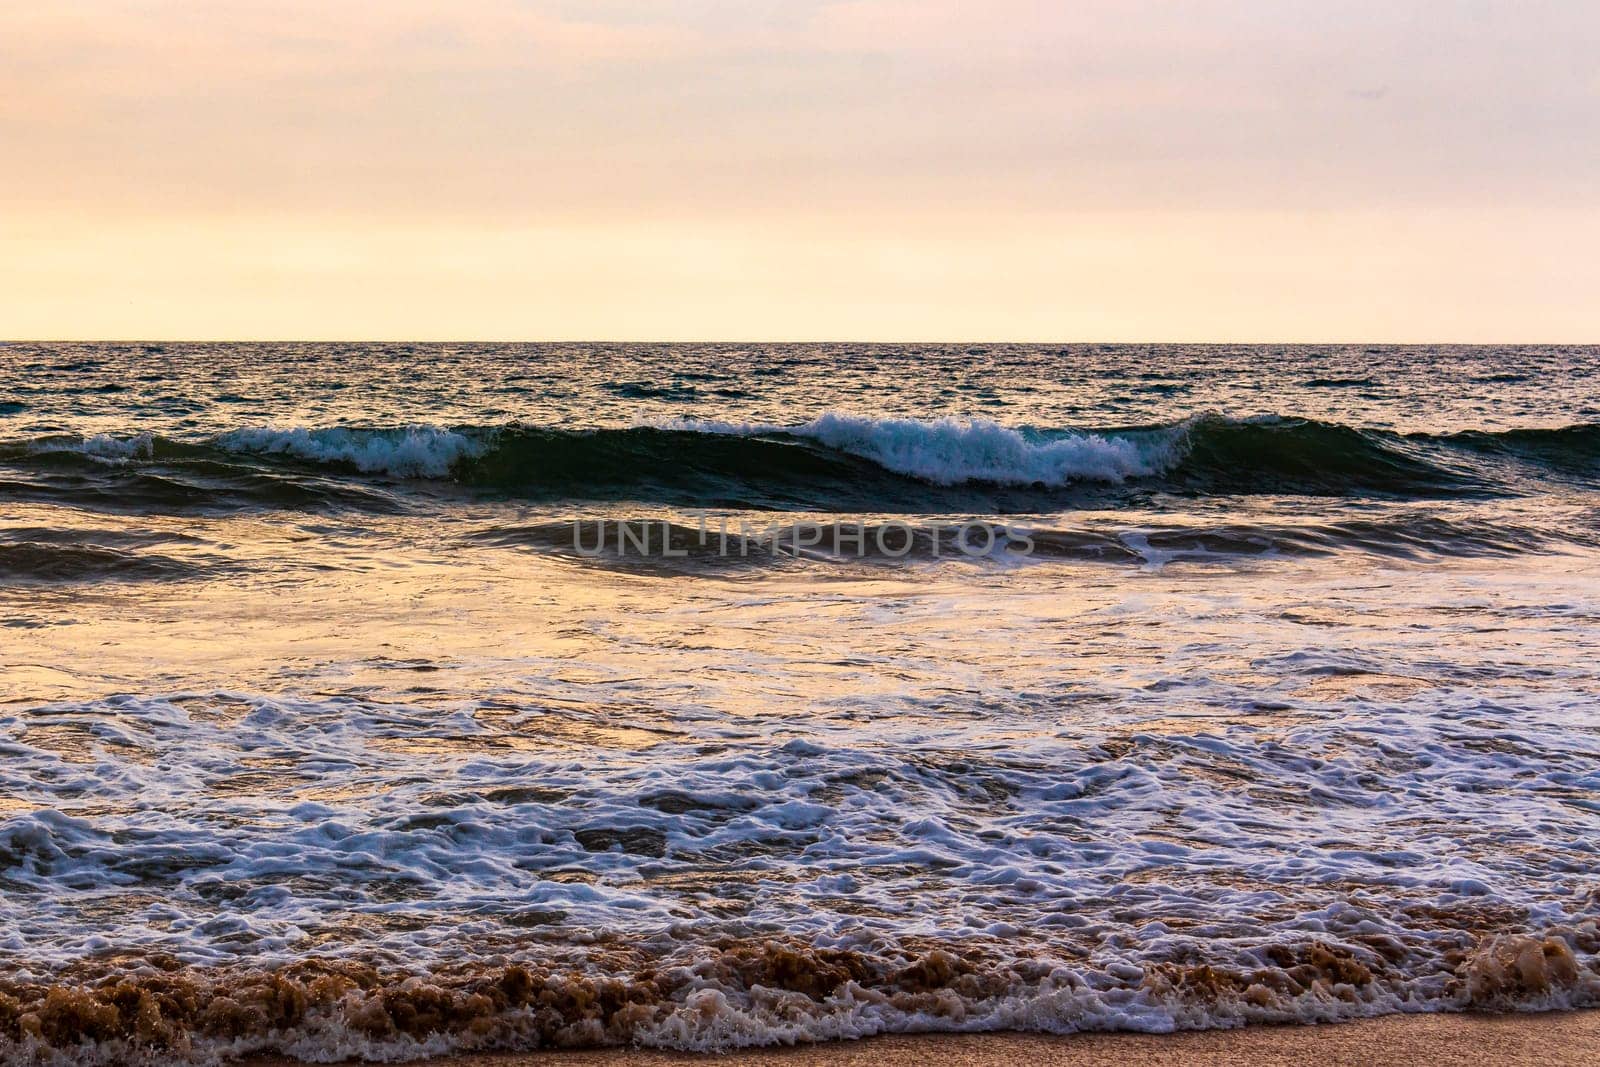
2;1;1596;341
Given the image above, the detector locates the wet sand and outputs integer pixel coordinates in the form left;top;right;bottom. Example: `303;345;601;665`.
248;1010;1600;1067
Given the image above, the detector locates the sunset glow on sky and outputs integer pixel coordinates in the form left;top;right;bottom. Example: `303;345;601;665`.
2;1;1596;340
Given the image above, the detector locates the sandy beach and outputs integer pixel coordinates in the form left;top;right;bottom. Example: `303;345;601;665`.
244;1011;1600;1067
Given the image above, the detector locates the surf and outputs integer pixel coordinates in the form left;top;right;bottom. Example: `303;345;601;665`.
2;414;1596;514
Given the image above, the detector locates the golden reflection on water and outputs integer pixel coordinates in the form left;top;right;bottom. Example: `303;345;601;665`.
19;723;102;764
5;503;1597;764
1294;673;1432;701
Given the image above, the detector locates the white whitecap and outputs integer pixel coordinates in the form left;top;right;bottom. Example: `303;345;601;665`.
658;412;1183;486
216;425;487;478
27;433;155;462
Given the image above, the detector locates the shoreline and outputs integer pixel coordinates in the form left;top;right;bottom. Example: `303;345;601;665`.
245;1009;1600;1067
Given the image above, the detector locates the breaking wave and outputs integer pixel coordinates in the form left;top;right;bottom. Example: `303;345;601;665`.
215;426;487;479
661;412;1172;485
1;415;1597;514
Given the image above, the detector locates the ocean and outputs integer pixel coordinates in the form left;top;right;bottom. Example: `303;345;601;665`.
1;342;1598;1061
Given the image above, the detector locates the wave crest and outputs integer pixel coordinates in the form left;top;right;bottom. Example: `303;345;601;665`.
215;426;487;479
790;413;1172;486
2;414;1596;513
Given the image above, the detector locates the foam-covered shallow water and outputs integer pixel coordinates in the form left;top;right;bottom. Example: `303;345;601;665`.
1;344;1598;1062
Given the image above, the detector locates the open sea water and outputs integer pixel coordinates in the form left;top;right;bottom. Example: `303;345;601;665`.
1;342;1599;1061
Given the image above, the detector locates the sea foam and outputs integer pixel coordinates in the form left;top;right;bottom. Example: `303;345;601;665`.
24;433;155;462
216;426;487;478
794;413;1174;485
661;412;1181;486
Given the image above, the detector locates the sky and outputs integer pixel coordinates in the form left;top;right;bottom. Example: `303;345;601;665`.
1;1;1596;341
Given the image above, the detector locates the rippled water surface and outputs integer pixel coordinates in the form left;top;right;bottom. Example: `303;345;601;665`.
1;343;1598;1061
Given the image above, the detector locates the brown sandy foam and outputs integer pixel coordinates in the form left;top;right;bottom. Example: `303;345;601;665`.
1;929;1595;1063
